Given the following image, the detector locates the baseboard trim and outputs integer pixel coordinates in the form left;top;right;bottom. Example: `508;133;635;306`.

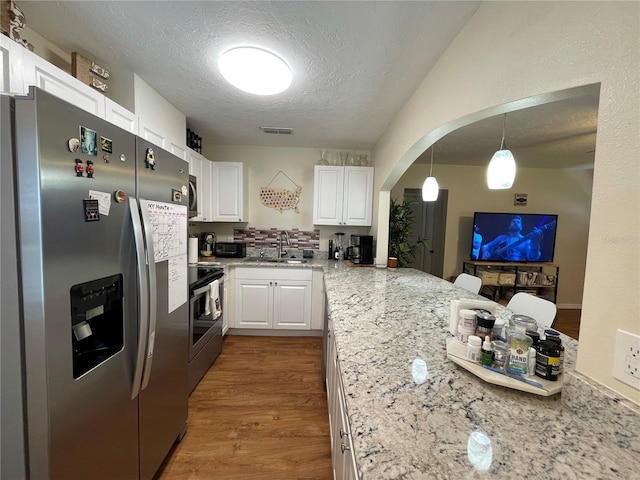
227;328;323;337
558;303;582;310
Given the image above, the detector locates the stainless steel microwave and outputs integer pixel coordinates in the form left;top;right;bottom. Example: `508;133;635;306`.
188;175;198;218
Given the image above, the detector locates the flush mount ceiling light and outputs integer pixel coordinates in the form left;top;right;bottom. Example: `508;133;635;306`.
422;146;439;201
219;47;292;95
487;113;517;189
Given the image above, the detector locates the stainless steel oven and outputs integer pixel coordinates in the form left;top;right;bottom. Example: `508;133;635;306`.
188;266;224;392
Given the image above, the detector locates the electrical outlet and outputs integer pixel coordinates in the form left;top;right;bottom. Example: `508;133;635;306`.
613;329;640;390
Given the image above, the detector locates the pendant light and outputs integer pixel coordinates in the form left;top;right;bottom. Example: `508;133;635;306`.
422;146;439;201
487;113;516;189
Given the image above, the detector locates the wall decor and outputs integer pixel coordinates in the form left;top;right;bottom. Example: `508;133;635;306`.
71;52;110;92
186;128;202;153
1;1;34;50
259;170;302;213
514;193;528;206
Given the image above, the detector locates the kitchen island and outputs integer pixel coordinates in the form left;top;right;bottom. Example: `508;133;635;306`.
219;258;640;478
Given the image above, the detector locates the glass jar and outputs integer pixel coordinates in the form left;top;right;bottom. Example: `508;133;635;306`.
510;314;538;334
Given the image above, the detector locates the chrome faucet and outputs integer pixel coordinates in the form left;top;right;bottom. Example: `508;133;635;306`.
278;230;290;259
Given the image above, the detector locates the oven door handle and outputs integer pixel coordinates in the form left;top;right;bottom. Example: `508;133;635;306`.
193;283;212;296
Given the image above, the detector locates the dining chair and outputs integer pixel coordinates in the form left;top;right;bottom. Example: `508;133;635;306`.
506;292;557;329
453;273;482;295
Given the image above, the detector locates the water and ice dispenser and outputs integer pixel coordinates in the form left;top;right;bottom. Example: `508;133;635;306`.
70;274;124;378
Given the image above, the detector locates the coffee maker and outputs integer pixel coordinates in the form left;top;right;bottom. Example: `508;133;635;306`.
346;235;374;264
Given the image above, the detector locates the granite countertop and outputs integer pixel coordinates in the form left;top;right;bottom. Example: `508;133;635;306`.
220;258;640;478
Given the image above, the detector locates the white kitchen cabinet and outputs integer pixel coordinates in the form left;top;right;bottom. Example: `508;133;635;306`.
234;268;312;330
1;35;27;94
187;150;213;221
105;98;138;134
21;46;105;118
169;142;187;161
313;166;374;226
326;322;359;480
211;162;245;222
138;116;167;150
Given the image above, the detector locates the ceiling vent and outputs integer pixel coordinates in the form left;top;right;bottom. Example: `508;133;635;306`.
259;126;293;135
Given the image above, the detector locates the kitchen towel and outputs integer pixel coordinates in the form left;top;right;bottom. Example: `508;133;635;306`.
210;279;222;319
188;237;199;264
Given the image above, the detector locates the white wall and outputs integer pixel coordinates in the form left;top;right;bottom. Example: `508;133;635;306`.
392;163;592;307
199;145;372;250
372;2;639;404
134;74;185;147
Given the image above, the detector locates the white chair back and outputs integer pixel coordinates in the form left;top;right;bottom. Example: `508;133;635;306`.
453;273;482;295
506;292;557;329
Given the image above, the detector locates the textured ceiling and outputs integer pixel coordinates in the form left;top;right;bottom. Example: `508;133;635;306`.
18;1;597;168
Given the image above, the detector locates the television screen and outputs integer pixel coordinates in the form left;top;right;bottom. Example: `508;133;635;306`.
471;212;558;262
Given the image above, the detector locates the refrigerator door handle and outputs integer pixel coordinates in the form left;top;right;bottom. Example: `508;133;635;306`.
138;199;158;391
129;197;149;400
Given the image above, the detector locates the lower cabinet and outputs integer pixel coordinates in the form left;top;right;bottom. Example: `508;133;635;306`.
234;267;312;330
326;322;359;480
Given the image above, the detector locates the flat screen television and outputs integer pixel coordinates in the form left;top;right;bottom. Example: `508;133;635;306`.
471;212;558;263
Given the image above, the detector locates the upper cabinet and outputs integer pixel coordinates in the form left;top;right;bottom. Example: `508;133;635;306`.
1;37;187;156
1;35;26;94
211;162;245;222
105;98;138;134
313;165;374;226
188;159;244;223
133;74;186;153
10;37;105;117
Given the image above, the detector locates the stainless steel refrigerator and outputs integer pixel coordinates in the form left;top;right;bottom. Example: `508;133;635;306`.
1;87;190;479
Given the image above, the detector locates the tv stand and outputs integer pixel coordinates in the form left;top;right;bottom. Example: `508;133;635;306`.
462;261;559;304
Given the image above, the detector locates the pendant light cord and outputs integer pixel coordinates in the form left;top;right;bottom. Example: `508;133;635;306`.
500;113;507;150
429;147;434;176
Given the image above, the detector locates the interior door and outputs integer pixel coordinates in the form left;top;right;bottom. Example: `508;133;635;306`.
404;188;448;277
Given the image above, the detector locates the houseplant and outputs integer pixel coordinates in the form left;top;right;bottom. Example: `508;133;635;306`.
388;197;429;267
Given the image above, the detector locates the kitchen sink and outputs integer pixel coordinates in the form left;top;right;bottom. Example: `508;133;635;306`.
243;257;307;264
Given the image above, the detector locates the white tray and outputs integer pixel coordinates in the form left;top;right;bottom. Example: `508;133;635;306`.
446;337;563;396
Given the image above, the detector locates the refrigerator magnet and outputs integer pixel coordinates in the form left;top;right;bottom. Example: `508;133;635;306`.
100;136;113;153
145;148;156;170
86;160;94;178
80;126;97;156
74;158;84;177
68;138;80;152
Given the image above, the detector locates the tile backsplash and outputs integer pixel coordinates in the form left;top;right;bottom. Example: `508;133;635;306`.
233;227;320;249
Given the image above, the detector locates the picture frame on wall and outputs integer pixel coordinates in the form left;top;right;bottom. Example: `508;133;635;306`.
514;193;527;206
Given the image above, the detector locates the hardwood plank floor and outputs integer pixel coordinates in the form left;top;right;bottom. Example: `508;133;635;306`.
552;308;581;340
155;336;333;480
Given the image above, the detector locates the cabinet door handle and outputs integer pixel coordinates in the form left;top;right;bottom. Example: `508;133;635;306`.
275;281;278;287
270;281;273;286
340;427;349;438
341;443;350;453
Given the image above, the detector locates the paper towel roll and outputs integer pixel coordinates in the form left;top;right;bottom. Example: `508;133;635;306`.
188;237;199;264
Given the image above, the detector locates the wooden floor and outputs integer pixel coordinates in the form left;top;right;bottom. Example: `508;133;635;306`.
155;336;333;480
552;308;581;340
156;311;580;479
